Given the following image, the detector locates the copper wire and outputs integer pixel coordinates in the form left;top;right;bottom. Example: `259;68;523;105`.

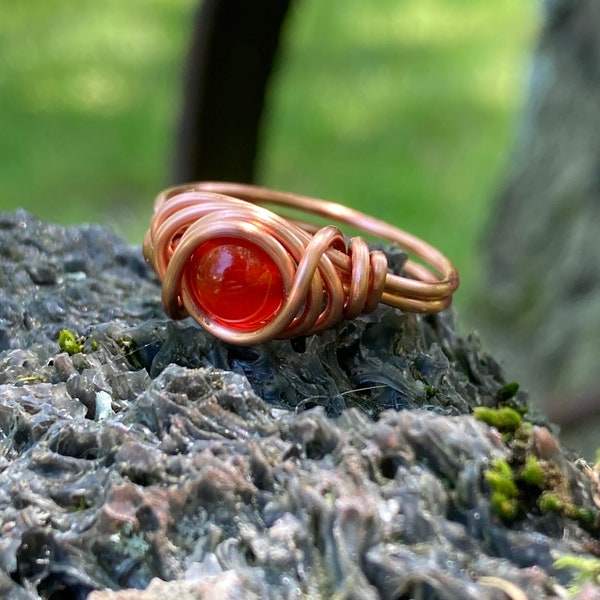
143;182;459;345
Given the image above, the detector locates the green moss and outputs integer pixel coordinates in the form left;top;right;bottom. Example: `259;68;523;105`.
554;554;600;594
473;406;522;433
490;492;520;522
495;381;520;403
538;489;597;529
519;455;544;488
58;329;83;355
482;428;599;531
485;458;521;522
118;337;142;369
538;492;564;514
424;384;437;398
69;496;90;512
485;459;518;497
16;375;47;384
566;506;596;528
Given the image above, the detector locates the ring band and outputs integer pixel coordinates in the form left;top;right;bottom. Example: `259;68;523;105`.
143;182;459;345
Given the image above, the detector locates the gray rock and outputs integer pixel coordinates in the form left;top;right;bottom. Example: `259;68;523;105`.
0;211;599;599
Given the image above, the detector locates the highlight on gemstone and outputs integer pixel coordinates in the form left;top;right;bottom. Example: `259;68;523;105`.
186;237;285;331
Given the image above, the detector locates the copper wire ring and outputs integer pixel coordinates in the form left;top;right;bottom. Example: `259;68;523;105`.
143;182;459;346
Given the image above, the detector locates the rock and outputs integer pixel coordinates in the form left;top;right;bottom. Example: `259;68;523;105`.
0;210;599;599
87;571;264;600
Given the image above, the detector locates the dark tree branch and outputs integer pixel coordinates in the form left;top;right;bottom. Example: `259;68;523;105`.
172;0;294;185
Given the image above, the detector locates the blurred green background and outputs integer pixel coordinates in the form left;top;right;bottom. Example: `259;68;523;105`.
0;0;537;311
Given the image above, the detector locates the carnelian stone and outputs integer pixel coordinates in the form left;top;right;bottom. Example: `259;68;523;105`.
186;237;284;331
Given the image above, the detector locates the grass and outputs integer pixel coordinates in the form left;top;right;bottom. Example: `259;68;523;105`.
0;0;537;311
0;0;193;229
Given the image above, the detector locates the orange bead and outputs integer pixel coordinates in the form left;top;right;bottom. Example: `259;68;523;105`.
186;237;284;331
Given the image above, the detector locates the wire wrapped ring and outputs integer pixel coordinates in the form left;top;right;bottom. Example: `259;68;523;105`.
143;182;459;345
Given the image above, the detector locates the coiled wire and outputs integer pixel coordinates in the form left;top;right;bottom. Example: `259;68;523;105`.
143;182;459;345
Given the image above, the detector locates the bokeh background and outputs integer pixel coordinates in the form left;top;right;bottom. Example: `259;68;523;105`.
0;0;537;315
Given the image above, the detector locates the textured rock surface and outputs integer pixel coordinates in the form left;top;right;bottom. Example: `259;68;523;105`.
0;210;599;600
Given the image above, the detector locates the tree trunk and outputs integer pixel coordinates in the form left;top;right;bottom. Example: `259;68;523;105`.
479;0;600;455
172;0;293;185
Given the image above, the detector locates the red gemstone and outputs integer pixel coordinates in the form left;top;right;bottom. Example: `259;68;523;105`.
186;237;284;331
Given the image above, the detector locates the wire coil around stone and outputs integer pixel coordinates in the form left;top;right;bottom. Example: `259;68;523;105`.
143;182;459;345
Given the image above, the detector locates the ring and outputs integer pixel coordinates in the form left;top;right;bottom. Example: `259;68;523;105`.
143;182;459;346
